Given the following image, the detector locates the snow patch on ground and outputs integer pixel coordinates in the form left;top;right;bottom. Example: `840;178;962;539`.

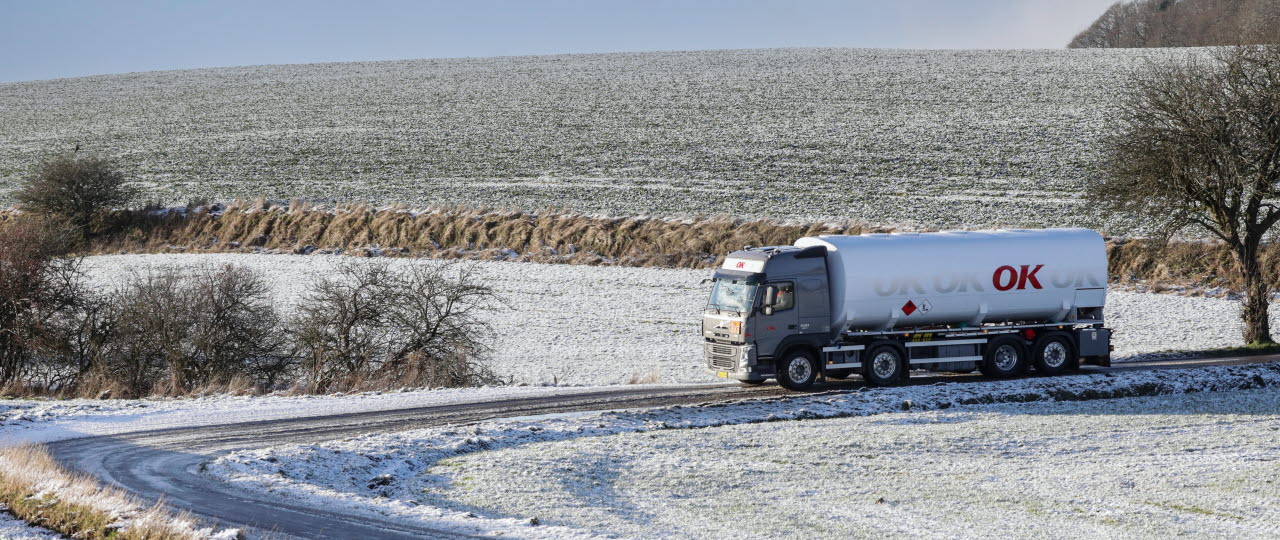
79;254;1280;386
205;362;1280;538
0;505;60;539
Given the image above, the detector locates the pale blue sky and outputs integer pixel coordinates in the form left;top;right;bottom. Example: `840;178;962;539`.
1;0;1117;83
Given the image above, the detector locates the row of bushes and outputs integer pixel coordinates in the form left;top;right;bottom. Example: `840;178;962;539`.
0;218;499;398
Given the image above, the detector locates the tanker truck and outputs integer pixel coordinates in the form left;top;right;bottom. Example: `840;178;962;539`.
703;228;1112;390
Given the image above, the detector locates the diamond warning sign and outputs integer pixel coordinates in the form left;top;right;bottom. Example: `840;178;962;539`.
901;300;917;315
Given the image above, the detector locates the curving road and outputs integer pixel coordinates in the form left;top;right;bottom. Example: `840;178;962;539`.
49;354;1280;539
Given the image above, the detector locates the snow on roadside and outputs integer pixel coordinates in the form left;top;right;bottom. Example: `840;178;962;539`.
79;254;1280;386
439;386;1280;539
0;505;61;540
205;362;1280;539
0;384;680;445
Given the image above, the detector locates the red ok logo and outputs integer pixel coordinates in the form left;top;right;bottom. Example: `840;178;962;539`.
993;265;1044;291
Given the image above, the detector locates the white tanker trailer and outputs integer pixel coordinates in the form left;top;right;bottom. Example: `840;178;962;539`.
703;228;1112;389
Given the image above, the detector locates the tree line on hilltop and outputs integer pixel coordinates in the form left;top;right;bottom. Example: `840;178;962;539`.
1071;0;1280;48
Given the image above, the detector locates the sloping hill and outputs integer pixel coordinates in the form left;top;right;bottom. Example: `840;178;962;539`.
0;48;1178;231
1070;0;1280;48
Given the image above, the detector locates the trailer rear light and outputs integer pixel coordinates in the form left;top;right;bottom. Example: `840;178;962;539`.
1022;329;1037;340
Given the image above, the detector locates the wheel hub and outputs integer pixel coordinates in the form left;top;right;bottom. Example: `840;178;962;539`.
788;357;812;383
994;345;1018;371
1043;342;1067;368
873;351;898;379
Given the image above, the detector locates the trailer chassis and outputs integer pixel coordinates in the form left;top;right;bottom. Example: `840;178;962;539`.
820;320;1112;374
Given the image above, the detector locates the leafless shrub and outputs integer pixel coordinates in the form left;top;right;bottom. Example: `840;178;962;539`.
100;264;287;397
293;261;499;393
0;218;85;387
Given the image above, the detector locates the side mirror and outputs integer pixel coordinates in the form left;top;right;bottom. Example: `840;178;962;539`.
762;285;777;315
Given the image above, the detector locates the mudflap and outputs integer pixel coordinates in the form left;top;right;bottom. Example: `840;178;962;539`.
1082;355;1111;367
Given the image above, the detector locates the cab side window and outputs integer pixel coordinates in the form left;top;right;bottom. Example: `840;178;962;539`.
771;282;795;311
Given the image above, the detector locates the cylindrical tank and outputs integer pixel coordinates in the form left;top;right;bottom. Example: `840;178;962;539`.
794;229;1107;332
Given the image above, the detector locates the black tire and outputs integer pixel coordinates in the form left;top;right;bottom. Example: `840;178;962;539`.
825;369;856;380
738;379;767;386
979;335;1028;378
1032;334;1075;376
862;344;905;386
777;349;819;390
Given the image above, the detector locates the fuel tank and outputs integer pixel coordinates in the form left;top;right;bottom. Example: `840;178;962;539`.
794;229;1107;332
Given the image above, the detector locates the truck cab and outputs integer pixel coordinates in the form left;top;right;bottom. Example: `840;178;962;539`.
703;245;832;387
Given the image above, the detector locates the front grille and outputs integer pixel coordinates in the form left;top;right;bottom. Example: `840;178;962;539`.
707;342;738;370
709;355;736;370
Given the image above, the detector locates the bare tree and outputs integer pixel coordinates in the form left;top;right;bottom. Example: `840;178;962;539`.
1089;45;1280;344
15;154;137;239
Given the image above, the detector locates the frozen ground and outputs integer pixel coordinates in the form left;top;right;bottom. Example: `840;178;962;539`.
81;254;1280;385
0;48;1193;232
0;384;651;445
435;386;1280;539
206;363;1280;539
0;505;59;539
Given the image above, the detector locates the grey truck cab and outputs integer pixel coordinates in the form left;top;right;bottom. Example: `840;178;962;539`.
703;245;832;388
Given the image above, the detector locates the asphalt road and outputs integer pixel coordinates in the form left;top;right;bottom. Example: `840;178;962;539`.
48;354;1280;539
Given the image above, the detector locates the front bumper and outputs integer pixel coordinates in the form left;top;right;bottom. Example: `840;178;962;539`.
704;341;769;381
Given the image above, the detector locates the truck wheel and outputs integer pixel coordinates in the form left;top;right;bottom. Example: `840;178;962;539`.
1032;334;1075;376
777;350;819;390
979;336;1027;378
863;345;904;386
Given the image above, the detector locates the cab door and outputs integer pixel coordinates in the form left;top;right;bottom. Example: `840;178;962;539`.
755;281;798;359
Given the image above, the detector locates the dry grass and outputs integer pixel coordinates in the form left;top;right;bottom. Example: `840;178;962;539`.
0;445;225;539
67;201;882;268
1107;237;1279;292
4;203;1272;291
626;368;663;385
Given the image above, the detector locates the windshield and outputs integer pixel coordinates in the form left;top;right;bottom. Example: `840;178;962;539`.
707;278;759;313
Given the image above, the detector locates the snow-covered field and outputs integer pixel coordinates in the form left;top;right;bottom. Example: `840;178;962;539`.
0;48;1191;231
437;386;1280;539
206;363;1280;539
80;253;1279;386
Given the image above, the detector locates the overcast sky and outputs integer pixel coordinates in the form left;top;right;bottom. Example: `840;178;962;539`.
0;0;1118;83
